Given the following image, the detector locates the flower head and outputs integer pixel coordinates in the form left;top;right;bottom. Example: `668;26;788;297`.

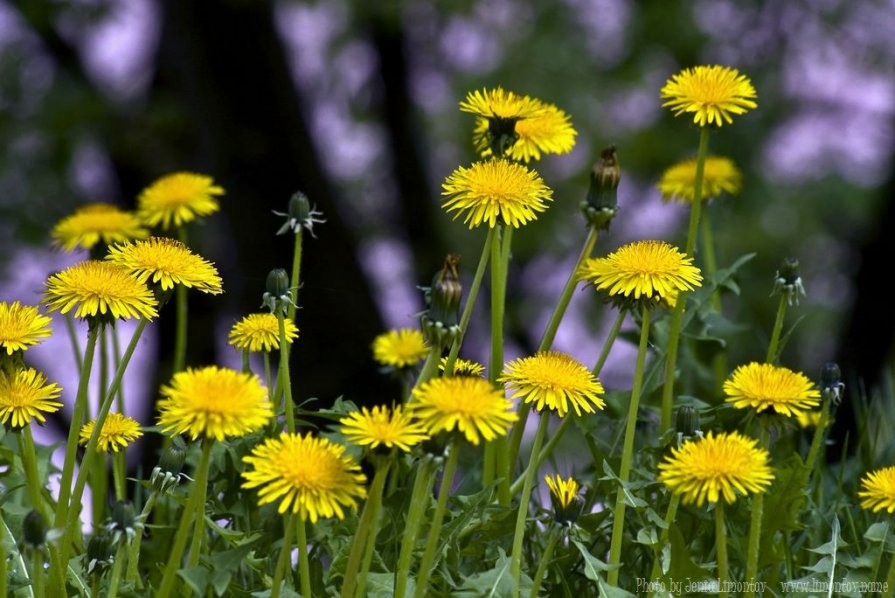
545;474;583;523
409;376;517;445
79;413;143;453
724;362;821;419
658;431;774;506
460;87;542;121
52;203;149;252
439;357;485;377
661;65;757;127
657;156;742;203
858;466;895;513
578;240;702;307
228;313;298;353
442;159;553;229
473;101;576;163
0;302;52;355
44;261;158;321
242;432;367;522
372;328;428;369
339;405;428;453
106;237;223;294
500;351;605;417
156;366;272;441
0;368;63;429
137;172;224;230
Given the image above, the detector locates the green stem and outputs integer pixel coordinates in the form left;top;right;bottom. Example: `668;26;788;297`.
107;541;126;598
271;513;295;598
593;310;626;377
494;226;514;505
766;292;788;364
412;347;441;393
113;451;126;501
659;127;710;433
701;208;720;311
91;327;111;524
744;425;769;597
538;225;599;351
18;428;46;516
31;547;45;598
60;319;149;568
64;313;83;371
156;438;213;597
54;324;100;528
125;492;157;584
805;396;832;478
288;229;304;324
443;227;495;376
297;516;311;598
414;446;460;598
882;523;895;598
510;414;549;597
394;457;436;598
277;310;295;433
356;470;388;598
342;461;390;598
716;501;729;598
530;528;560;598
173;225;190;373
242;349;251;374
607;306;652;586
111;323;126;413
264;352;273;401
0;523;6;598
648;493;681;588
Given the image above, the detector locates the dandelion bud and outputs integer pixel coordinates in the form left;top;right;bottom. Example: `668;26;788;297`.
23;509;46;547
151;438;187;493
545;474;583;526
772;257;806;306
820;362;845;406
675;405;701;439
422;255;462;348
275;190;326;236
581;146;620;229
106;499;139;544
86;533;114;575
262;268;294;314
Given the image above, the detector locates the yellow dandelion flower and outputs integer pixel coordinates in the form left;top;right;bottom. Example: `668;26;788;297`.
409;376;517;446
242;432;367;522
106;237;222;294
658;431;774;506
137;172;224;230
545;474;581;511
339;405;428;453
473;101;577;163
661;65;758;127
858;466;895;513
724;362;821;419
442;159;553;229
0;368;63;428
51;203;149;252
156;366;272;441
578;240;702;305
795;410;824;429
0;302;52;355
372;328;429;368
438;356;485;377
79;413;143;453
228;313;298;353
459;87;542;121
44;261;158;321
500;351;605;417
657;156;742;203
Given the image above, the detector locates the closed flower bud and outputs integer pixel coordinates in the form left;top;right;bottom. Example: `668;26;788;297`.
820;362;845;405
106;500;140;543
771;257;806;306
151;438;187;493
23;509;46;547
422;255;463;348
581;146;620;229
275;191;326;237
675;405;701;439
86;533;114;575
262;268;294;314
